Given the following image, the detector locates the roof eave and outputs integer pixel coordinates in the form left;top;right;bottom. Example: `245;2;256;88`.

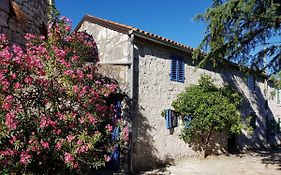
133;31;193;54
74;15;132;34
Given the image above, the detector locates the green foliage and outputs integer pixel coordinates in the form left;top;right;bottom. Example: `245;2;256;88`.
172;74;243;154
193;0;281;75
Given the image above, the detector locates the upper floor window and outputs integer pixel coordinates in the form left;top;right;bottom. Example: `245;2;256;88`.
170;54;185;83
247;75;256;91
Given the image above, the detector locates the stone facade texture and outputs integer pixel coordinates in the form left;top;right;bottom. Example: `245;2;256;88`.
132;40;281;171
77;19;281;173
0;0;49;44
78;21;133;93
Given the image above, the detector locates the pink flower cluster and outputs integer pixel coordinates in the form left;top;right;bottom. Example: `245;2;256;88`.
0;16;129;174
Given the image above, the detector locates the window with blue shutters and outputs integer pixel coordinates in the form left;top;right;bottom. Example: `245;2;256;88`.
165;109;179;129
183;115;192;128
170;55;185;83
165;109;173;129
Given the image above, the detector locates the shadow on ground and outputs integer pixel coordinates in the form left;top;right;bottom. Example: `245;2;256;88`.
250;147;281;170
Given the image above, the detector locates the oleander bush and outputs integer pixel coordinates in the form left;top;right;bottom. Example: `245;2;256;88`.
0;17;129;174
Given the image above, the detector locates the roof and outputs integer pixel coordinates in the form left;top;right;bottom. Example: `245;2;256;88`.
75;15;194;53
75;15;268;79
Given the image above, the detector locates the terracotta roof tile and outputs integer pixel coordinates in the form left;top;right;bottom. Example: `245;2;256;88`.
77;15;194;53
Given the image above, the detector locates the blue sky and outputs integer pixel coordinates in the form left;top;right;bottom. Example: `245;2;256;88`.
56;0;212;48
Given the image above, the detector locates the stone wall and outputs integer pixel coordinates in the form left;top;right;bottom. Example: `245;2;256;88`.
131;39;281;171
0;0;49;44
78;21;132;93
77;19;281;172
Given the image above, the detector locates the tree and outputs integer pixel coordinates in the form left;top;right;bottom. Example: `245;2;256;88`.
193;0;281;75
172;74;242;158
0;17;129;174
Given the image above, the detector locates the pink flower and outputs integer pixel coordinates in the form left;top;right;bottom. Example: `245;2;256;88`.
55;141;63;150
76;70;84;79
77;140;83;145
0;149;16;156
10;73;17;79
0;34;7;42
86;113;96;124
66;135;75;143
56;112;66;120
65;25;71;31
24;76;33;85
86;74;93;79
5;112;17;130
123;126;130;142
54;129;62;135
24;33;36;40
41;141;49;148
9;136;17;145
64;70;74;76
64;36;73;42
76;145;89;154
61;16;72;23
40;115;48;128
20;151;31;165
1;79;10;91
79;117;85;124
104;155;111;162
64;152;74;164
105;124;113;132
71;55;79;61
2;102;11;110
14;82;21;90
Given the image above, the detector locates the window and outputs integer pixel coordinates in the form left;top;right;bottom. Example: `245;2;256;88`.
247;75;256;91
170;54;185;83
183;115;192;128
165;109;178;129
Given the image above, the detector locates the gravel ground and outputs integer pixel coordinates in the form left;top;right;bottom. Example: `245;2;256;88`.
140;148;281;175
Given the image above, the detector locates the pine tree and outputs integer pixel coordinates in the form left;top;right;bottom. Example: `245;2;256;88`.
194;0;281;75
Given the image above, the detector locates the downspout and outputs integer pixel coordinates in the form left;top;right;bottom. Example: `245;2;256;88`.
128;30;135;174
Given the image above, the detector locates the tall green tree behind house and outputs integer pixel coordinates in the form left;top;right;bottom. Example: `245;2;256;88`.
172;74;243;158
193;0;281;75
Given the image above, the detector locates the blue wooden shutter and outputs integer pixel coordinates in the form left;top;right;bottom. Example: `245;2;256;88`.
165;109;172;129
171;55;185;83
172;111;178;127
178;59;185;83
170;58;177;81
183;115;192;128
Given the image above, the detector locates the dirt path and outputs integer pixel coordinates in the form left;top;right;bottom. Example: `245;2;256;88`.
140;148;281;175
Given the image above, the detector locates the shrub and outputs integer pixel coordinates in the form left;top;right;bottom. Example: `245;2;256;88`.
0;17;129;174
172;74;242;158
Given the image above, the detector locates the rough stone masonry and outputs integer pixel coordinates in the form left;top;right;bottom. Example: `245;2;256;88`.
0;0;49;44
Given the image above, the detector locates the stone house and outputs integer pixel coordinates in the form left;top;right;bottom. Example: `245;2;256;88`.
0;0;50;44
76;15;281;173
